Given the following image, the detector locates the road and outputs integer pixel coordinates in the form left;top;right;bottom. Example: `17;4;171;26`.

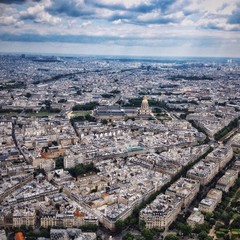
11;119;29;163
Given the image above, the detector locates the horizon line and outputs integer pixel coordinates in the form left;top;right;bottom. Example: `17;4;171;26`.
0;51;240;60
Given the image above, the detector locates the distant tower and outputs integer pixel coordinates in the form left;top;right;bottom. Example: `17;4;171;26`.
139;96;152;115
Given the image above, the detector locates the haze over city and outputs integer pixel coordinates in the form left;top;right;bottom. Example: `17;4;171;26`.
0;0;240;57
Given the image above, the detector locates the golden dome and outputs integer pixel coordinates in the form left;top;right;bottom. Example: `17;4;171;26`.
143;96;148;102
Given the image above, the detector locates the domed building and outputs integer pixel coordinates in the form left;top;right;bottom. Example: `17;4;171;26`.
139;96;152;116
94;96;153;120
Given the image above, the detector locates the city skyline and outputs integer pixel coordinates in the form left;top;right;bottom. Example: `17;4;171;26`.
0;0;240;57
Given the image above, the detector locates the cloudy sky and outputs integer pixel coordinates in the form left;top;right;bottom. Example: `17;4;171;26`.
0;0;240;57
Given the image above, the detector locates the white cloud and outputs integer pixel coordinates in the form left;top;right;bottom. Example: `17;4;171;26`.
0;16;17;25
113;19;122;24
96;0;151;9
137;10;161;22
81;21;92;27
20;0;61;24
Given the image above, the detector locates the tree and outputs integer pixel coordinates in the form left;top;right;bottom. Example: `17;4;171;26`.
214;210;223;220
25;92;32;98
231;215;240;228
205;213;213;222
101;119;108;125
58;98;67;103
76;90;82;95
72;102;99;111
141;228;155;240
193;223;209;234
55;156;64;169
123;232;135;240
215;222;224;231
139;220;146;230
197;231;213;240
85;114;96;122
110;89;120;94
115;220;125;232
223;234;231;240
34;168;46;177
177;222;192;236
68;162;99;177
165;234;180;240
222;211;231;225
128;216;137;226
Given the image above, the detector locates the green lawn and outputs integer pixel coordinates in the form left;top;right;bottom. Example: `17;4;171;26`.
25;111;56;117
71;110;91;118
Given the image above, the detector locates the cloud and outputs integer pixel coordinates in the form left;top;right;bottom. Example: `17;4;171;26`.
46;0;95;18
135;10;184;25
46;0;179;24
91;0;179;17
19;0;61;24
228;6;240;24
0;0;40;4
81;21;92;27
0;16;17;25
0;33;109;43
0;0;27;4
0;0;240;58
0;32;177;47
91;0;155;13
0;33;139;44
108;12;134;22
0;32;234;47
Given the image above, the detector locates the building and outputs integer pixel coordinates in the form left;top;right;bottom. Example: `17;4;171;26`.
187;160;218;185
93;96;152;120
232;160;240;173
206;146;233;170
50;228;96;240
187;210;205;228
199;198;218;213
40;209;98;228
41;146;65;159
13;207;36;228
216;169;238;192
198;188;222;213
206;188;222;204
50;229;68;240
139;96;152;115
139;194;182;230
166;178;200;207
93;105;126;120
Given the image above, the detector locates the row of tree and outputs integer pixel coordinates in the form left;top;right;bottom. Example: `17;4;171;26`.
72;102;99;111
71;114;96;122
214;117;239;141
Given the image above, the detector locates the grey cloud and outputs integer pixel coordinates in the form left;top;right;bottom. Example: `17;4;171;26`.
228;7;240;24
0;0;40;4
0;0;27;4
91;0;177;13
45;0;180;23
46;0;95;18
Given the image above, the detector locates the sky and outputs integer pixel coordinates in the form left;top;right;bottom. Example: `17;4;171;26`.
0;0;240;57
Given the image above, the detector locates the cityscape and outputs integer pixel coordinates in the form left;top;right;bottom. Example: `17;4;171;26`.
0;54;239;240
1;0;240;240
